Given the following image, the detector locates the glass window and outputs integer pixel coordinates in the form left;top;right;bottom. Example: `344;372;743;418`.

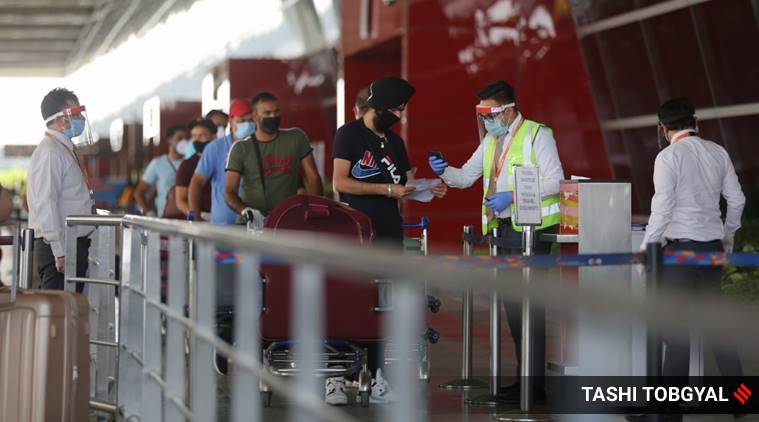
594;24;661;117
692;0;759;105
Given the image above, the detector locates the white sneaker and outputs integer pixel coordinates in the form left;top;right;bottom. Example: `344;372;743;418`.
325;377;348;405
370;369;396;404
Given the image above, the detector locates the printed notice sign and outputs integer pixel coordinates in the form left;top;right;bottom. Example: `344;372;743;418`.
513;166;542;226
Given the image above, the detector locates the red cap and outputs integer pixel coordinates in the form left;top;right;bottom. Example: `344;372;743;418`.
229;98;252;117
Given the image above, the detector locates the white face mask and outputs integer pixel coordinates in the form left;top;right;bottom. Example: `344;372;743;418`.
176;139;190;155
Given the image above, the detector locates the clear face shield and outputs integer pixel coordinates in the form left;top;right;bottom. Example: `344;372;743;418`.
46;105;94;147
475;103;515;142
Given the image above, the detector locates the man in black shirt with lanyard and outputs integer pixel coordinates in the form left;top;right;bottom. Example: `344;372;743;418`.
333;77;447;247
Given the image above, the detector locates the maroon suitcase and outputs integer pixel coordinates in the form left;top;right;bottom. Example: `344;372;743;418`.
260;195;384;341
0;286;90;422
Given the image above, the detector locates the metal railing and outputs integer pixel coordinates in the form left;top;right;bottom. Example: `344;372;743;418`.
61;214;759;422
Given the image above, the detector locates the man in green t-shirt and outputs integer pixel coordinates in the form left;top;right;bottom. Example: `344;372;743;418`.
224;92;323;223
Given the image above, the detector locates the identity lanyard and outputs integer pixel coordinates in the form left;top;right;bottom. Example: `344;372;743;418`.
670;129;696;144
46;131;93;192
493;117;525;179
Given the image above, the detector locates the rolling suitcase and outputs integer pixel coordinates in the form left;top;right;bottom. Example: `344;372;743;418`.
260;194;381;340
0;279;90;422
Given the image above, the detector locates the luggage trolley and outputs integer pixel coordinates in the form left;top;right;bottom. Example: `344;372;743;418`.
255;196;433;408
402;217;441;342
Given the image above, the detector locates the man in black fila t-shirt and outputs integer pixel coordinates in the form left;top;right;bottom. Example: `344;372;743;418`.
333;77;446;245
330;76;447;405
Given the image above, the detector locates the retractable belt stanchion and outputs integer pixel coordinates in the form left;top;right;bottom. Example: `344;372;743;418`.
440;226;488;390
494;226;555;422
466;227;503;406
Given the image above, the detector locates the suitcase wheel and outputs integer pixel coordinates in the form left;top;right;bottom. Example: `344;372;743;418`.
261;391;272;408
427;295;441;313
359;390;370;408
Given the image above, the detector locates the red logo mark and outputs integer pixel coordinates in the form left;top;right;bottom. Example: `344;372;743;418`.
734;384;751;405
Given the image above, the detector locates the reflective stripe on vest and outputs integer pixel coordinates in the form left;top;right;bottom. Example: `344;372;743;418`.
481;119;560;235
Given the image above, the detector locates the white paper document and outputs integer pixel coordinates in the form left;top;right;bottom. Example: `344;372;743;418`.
405;178;442;202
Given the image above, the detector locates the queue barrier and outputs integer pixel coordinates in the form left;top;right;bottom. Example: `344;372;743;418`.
57;215;759;422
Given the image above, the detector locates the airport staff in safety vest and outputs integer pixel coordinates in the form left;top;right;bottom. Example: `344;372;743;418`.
639;98;744;382
428;80;564;400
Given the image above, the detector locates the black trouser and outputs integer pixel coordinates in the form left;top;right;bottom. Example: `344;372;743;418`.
497;220;556;390
660;240;743;377
34;237;90;292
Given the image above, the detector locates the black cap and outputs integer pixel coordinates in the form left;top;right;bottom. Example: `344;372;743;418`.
366;77;416;110
658;97;695;124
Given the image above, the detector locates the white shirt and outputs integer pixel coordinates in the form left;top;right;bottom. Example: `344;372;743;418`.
27;130;93;258
441;113;564;218
640;131;744;249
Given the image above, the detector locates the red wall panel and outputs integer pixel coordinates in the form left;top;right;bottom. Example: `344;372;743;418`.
226;55;337;177
395;0;612;249
342;0;406;56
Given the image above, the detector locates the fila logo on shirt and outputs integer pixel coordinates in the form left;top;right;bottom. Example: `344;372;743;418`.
351;150;401;184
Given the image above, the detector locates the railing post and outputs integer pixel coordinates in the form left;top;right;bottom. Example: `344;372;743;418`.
191;241;217;422
440;225;487;390
165;235;189;422
118;226;145;420
292;263;325;422
10;224;19;302
231;253;262;422
384;280;426;422
142;231;162;419
19;228;34;289
64;223;78;292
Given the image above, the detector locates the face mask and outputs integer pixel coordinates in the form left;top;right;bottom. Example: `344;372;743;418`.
192;140;208;154
373;110;400;133
484;118;508;137
176;139;190;156
63;118;86;139
184;142;196;159
234;121;255;139
261;116;281;134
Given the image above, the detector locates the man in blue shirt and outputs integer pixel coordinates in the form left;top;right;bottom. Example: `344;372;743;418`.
189;99;255;224
134;124;187;216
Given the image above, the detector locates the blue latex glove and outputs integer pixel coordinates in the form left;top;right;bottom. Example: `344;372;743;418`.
484;191;513;214
428;156;449;175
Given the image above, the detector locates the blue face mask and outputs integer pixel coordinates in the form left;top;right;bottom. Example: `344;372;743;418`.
63;118;86;139
484;118;508;137
234;121;255;139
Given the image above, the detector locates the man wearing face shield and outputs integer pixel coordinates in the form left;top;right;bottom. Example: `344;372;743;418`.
134;124;187;217
638;98;745;385
224;92;323;223
189;99;255;224
28;87;95;290
175;118;216;218
428;80;564;400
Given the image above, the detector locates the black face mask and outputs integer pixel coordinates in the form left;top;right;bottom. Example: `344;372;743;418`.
261;116;281;134
373;110;400;133
193;140;207;154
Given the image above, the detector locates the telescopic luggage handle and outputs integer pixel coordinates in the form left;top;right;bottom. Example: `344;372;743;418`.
401;216;429;230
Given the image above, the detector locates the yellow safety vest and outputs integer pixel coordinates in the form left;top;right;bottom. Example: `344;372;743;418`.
481;118;560;235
